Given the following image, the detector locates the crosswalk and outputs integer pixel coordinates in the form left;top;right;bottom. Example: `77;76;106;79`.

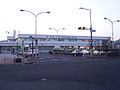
36;54;80;63
33;53;117;64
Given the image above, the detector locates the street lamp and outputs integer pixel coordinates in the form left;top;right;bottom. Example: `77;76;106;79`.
49;28;65;41
104;17;120;49
79;7;93;57
20;9;50;59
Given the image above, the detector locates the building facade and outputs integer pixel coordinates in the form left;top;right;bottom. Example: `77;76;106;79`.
0;33;111;54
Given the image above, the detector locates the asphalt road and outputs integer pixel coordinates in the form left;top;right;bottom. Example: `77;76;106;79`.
0;53;120;90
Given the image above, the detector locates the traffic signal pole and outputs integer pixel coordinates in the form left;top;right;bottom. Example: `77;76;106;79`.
90;9;93;57
79;7;93;57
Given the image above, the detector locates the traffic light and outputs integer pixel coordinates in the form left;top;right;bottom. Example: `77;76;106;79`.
78;27;86;30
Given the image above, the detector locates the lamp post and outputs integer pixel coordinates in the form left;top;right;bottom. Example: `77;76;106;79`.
79;7;93;57
20;9;50;59
104;17;120;49
49;28;65;41
29;36;34;59
16;41;18;56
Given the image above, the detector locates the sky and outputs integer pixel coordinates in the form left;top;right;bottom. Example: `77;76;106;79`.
0;0;120;41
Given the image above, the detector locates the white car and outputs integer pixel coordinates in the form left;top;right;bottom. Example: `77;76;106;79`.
99;51;106;55
93;50;99;55
71;49;82;53
81;50;90;54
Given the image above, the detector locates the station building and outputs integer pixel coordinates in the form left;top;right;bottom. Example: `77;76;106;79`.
0;31;111;54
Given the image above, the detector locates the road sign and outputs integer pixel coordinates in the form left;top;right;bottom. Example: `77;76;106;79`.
90;30;96;32
35;39;38;43
29;36;32;38
89;40;93;42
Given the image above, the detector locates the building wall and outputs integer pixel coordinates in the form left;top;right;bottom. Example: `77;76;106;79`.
0;34;111;53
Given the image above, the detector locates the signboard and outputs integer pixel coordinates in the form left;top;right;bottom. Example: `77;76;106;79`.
29;36;32;39
90;30;96;32
89;40;93;42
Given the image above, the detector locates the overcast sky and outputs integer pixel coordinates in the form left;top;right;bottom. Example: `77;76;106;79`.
0;0;120;40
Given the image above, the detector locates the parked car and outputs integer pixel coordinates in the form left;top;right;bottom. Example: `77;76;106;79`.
99;51;106;55
93;50;99;55
71;49;82;53
106;49;120;56
71;49;83;56
81;50;90;54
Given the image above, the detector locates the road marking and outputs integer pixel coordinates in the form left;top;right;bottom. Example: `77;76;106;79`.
41;78;47;81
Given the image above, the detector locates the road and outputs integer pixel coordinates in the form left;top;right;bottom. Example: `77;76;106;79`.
0;53;120;90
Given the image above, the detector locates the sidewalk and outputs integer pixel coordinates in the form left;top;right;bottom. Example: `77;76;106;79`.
0;54;35;64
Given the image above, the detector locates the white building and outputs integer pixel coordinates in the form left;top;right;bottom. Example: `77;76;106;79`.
0;33;111;54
